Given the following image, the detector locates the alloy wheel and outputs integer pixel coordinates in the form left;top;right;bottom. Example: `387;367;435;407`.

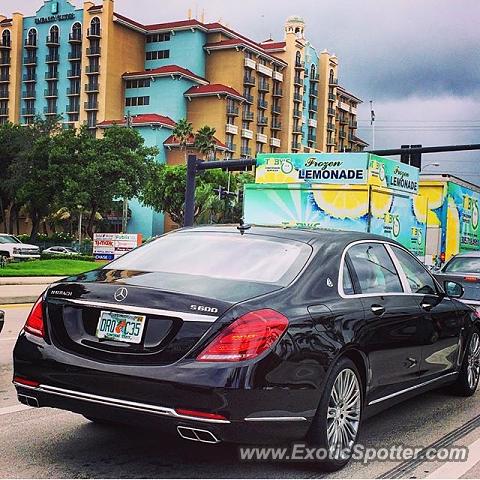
467;332;480;390
326;368;361;457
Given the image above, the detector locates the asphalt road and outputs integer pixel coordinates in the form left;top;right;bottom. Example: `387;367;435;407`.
0;305;479;479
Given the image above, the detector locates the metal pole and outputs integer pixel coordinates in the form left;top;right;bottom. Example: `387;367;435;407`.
122;111;134;233
184;154;198;227
78;209;83;253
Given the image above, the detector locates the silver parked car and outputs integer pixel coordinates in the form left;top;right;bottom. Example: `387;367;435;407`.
42;246;80;256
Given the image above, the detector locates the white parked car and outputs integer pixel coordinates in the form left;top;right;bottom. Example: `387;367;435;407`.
42;246;80;256
0;234;41;261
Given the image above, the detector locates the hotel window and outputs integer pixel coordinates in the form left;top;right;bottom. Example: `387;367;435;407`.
1;30;11;47
125;96;150;107
146;50;170;61
27;28;37;47
146;33;171;43
126;79;151;89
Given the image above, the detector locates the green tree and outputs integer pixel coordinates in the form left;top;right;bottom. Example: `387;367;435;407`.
194;125;217;160
141;164;254;227
172;118;193;162
62;125;158;238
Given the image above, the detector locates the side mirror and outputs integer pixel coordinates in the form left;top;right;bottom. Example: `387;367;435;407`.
444;281;464;298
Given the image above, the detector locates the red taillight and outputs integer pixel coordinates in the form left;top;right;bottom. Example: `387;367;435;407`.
175;408;227;421
24;297;45;338
464;276;479;282
197;309;288;362
440;252;446;263
13;376;40;388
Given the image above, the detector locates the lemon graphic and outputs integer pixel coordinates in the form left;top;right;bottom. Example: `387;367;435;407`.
312;189;368;219
281;160;294;175
370;190;393;218
472;202;479;230
413;193;441;226
445;196;460;260
392;217;401;237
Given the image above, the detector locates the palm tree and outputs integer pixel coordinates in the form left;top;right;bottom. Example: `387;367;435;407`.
194;125;217;161
172;118;193;163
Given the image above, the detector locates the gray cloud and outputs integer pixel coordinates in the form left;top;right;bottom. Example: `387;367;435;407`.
2;0;479;180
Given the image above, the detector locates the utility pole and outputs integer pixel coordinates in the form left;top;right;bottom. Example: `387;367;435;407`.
122;111;134;233
370;100;375;150
77;206;83;253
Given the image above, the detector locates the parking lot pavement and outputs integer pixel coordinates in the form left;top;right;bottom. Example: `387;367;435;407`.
1;305;480;478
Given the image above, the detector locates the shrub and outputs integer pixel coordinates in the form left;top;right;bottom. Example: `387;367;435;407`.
40;253;96;262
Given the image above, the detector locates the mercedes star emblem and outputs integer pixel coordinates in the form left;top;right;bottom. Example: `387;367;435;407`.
114;287;128;302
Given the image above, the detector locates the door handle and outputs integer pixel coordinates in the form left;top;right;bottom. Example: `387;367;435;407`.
421;302;433;311
371;305;385;316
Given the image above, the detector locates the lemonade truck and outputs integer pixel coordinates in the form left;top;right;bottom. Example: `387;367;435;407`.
418;174;480;265
243;153;428;259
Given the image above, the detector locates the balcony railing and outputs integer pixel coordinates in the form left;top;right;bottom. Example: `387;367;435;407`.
328;107;336;116
44;89;58;97
43;106;58;115
23;55;37;65
67;87;81;95
310;88;318;97
328;93;336;101
339;115;348;124
310;73;320;82
0;107;8;116
329;77;338;86
45;54;60;63
86;65;100;74
339;130;346;139
244;93;254;104
84;101;99;110
350;120;358;128
24;38;37;48
242;111;254;121
68;51;82;60
293;92;302;102
69;32;82;43
86;47;101;56
0;74;10;82
0;55;10;66
226;105;239;116
294;75;302;86
243;75;255;86
67;70;81;78
87;28;102;38
309;101;318;111
66;104;79;113
23;74;36;82
257;99;268;109
45;71;58;80
226;143;236;152
46;36;60;46
291;141;301;150
271;120;282;130
258;80;270;92
0;41;11;49
327;123;335;131
308;134;317;142
257;116;268;126
271;104;281;115
240;147;252;157
0;89;8;99
84;83;99;92
22;108;35;116
294;60;305;70
272;88;283;97
293;109;301;118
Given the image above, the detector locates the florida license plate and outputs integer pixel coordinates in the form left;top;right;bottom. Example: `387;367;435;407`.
96;311;146;344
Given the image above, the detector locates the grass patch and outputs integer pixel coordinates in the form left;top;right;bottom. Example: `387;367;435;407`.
0;259;107;277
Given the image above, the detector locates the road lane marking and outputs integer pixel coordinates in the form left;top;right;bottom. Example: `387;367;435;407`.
0;304;33;309
0;404;32;416
428;437;480;479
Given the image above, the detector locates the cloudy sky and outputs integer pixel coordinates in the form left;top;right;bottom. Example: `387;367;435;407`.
3;0;480;181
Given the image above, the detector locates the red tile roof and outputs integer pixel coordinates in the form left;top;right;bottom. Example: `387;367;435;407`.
123;65;207;84
164;134;227;150
184;84;244;101
145;19;203;31
114;12;148;30
262;41;287;51
97;114;176;129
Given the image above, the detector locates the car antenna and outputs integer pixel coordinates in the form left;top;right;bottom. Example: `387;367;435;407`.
237;218;251;235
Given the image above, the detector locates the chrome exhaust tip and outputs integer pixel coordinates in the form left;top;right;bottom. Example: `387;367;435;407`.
18;394;39;408
177;426;220;444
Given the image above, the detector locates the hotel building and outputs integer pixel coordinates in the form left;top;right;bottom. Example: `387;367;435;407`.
0;0;367;236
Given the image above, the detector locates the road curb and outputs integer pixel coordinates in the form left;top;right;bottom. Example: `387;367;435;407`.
0;296;39;305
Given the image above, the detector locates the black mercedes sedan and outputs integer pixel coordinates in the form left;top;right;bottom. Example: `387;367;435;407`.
12;226;480;471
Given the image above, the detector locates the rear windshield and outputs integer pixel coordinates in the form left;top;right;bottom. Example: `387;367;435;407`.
444;257;480;274
106;231;311;287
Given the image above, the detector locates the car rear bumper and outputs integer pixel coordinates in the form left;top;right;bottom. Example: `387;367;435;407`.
13;333;316;444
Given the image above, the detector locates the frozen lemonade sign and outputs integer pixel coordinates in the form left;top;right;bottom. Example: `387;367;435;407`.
255;153;368;185
368;155;419;194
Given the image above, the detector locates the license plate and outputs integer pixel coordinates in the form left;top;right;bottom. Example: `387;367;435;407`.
96;311;146;344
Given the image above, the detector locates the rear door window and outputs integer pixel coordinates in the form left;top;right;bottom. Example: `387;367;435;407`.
347;243;403;294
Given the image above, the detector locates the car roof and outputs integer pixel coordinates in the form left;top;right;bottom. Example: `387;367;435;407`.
178;225;401;249
449;251;480;259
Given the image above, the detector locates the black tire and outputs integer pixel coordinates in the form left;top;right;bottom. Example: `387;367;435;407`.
453;328;480;397
307;357;363;471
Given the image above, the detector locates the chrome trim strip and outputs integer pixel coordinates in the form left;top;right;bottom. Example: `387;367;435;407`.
13;382;230;424
244;416;308;422
368;372;457;406
62;299;218;323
